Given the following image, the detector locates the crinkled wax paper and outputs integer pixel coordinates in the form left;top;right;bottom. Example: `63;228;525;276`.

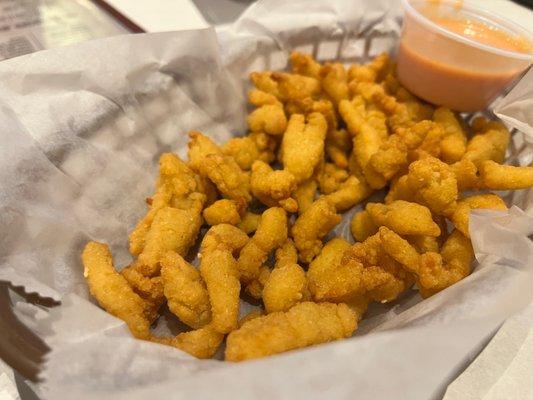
0;0;532;399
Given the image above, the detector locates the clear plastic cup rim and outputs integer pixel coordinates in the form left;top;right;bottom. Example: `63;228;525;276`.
401;0;533;61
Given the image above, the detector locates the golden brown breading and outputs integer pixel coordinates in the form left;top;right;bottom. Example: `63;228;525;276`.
82;242;152;339
479;161;533;190
237;211;262;234
350;210;378;242
291;197;342;263
463;122;510;166
200;224;249;254
281;112;327;183
152;325;224;359
160;251;211;329
366;200;441;237
320;63;349;106
222;136;260;171
450;158;481;191
418;230;474;297
247;90;288;136
290;51;322;78
451;194;507;238
237;207;288;283
133;203;204;277
244;265;271;299
433;107;467;163
348;53;390;83
316;162;349;194
365;120;444;188
129;153;206;256
307;237;354;301
405;156;458;216
121;267;164;322
200;246;241;334
294;178;317;215
326;128;351;169
188;131;251;202
263;240;309;313
225;302;357;361
250;160;298;212
324;176;370;212
203;199;246;226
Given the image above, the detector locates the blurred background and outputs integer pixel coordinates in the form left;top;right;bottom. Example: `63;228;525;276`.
0;0;531;61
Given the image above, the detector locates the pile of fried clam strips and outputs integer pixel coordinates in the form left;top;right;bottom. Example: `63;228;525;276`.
82;51;533;362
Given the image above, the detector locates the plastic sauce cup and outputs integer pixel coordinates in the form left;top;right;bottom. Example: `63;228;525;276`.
397;0;533;112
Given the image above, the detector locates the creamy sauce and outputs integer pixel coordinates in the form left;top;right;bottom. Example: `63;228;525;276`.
397;2;532;111
430;16;532;53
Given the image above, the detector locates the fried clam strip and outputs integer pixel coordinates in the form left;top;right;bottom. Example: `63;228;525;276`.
291;197;342;263
309;233;414;304
250;71;322;105
347;52;391;83
250;160;298;212
263;239;310;313
319;63;349;106
451;194;507;238
160;251;211;329
317;162;349;194
237;207;288;283
83;242;224;358
432;107;467;163
237;211;261;234
367;83;434;130
379;227;474;298
365;200;441;237
464;118;510;167
350;210;378;242
339;95;388;189
281;112;328;183
479;161;533;190
128;153;207;257
82;242;153;339
188;131;251;203
203;199;246;226
244;265;271;300
225;302;357;362
364;120;444;189
326;128;352;169
290;51;322;79
404;156;459;216
247;90;287;136
127;198;205;278
307;238;351;301
200;224;249;334
294;178;317;215
152;325;224;359
324;175;370;212
222;131;277;171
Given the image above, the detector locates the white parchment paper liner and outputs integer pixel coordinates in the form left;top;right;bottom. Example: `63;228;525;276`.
0;1;532;399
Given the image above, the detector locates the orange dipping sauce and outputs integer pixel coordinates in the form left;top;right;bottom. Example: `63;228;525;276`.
397;0;533;112
430;16;531;54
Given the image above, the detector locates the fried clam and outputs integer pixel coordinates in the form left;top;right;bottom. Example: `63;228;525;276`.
281;112;328;183
250;160;298;212
262;239;310;313
203;199;246;226
199;224;249;334
291;197;342;263
237;207;288;283
379;227;474;298
188;131;251;203
225;302;357;362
